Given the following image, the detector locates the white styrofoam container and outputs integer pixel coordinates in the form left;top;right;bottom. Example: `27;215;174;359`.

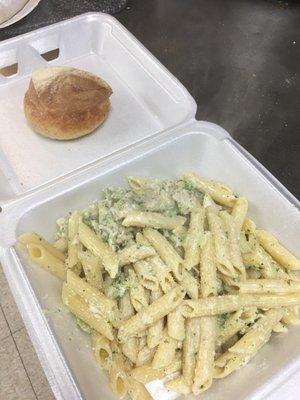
0;12;195;200
0;12;299;400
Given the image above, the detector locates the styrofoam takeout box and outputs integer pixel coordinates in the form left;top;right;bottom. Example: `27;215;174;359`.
0;12;299;400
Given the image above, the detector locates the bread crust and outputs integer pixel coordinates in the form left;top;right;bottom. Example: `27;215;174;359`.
23;67;112;140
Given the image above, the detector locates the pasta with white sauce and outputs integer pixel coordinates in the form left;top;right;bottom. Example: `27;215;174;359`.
19;173;300;399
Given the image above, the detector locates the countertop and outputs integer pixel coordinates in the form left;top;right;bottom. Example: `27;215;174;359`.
0;0;299;199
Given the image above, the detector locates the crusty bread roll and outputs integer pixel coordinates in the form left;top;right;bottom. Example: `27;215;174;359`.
24;66;112;140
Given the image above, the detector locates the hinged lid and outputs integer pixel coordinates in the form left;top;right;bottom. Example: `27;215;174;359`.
0;12;196;202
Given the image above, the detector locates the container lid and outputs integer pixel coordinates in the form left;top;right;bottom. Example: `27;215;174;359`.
0;12;196;202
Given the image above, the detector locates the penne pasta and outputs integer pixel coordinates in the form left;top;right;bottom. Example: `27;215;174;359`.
130;355;182;384
118;289;139;363
180;172;236;207
122;337;139;365
281;307;300;326
122;211;186;230
78;222;119;278
183;206;205;270
235;278;300;295
193;316;216;394
165;376;191;395
129;269;149;312
152;328;178;369
118;244;156;267
273;321;288;333
119;290;135;321
216;308;258;346
127;377;153;400
207;210;237;278
149;256;176;293
193;230;217;394
118;286;186;342
27;243;66;280
91;330;112;370
108;343;128;399
147;287;164;348
220;211;246;279
136;346;156;367
181;317;201;390
181;293;300;318
133;259;158;291
214;309;284;379
135;232;151;246
168;307;185;341
143;228;184;281
62;283;114;340
240;231;258;255
19;232;66;261
243;246;299;281
78;250;103;289
53;237;68;252
231;197;248;233
180;269;199;299
202;193;221;213
255;230;300;271
199;233;218;298
67;210;82;273
127;176;154;192
243;218;256;234
66;269;118;326
138;336;147;351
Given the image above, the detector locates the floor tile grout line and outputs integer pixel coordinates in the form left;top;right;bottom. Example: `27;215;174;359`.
11;332;39;400
11;325;24;335
0;303;23;335
0;303;38;400
0;301;12;341
0;273;24;332
0;332;13;342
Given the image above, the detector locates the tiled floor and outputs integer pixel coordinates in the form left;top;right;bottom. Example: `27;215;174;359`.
0;265;55;400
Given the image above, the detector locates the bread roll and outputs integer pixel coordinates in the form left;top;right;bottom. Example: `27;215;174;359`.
24;66;112;140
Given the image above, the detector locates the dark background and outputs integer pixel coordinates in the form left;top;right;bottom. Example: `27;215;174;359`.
1;0;299;199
